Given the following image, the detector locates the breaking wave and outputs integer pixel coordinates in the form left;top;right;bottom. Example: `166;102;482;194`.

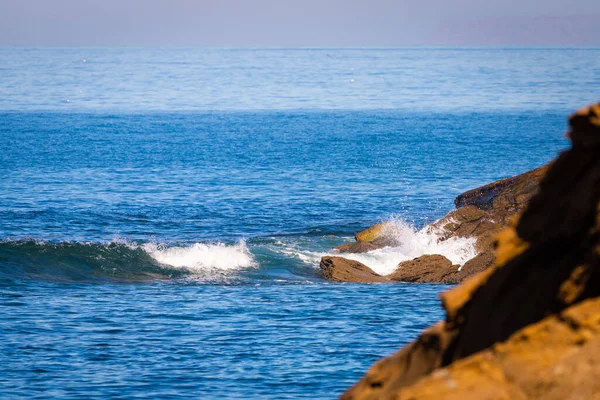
0;239;255;282
142;241;255;272
0;216;478;283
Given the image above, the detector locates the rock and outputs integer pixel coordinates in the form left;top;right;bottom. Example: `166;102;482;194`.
319;256;389;283
355;223;390;243
332;240;389;254
341;103;600;399
429;206;489;239
329;163;547;282
333;223;398;254
426;205;503;253
414;162;548;282
390;297;600;400
387;255;458;283
446;250;495;282
390;251;495;285
455;165;549;223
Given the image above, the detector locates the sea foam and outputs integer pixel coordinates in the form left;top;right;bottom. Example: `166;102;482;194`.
143;241;255;272
336;217;477;276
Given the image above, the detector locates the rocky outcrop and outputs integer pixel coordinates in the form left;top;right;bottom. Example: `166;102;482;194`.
320;256;389;283
426;205;503;254
324;151;548;283
455;165;549;221
374;297;600;399
388;255;459;283
429;165;549;256
320;254;467;284
341;103;600;399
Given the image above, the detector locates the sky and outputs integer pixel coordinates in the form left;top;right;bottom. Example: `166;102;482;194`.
1;0;599;46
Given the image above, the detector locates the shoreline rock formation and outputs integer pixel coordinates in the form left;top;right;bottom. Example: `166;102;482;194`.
321;163;549;283
319;254;466;284
341;103;600;399
320;256;389;283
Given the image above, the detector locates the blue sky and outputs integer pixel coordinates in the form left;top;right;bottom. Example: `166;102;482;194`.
1;0;599;46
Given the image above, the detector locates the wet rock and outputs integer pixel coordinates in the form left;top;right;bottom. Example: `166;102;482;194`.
319;256;389;283
355;223;390;243
333;223;398;254
387;255;458;283
332;240;390;254
427;205;503;254
341;103;600;399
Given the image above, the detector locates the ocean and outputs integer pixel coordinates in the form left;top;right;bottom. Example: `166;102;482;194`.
1;47;599;398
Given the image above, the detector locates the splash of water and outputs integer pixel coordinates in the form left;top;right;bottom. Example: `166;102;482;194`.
336;217;477;275
143;241;255;272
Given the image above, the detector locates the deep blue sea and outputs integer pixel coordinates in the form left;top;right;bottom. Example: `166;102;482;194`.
1;47;599;398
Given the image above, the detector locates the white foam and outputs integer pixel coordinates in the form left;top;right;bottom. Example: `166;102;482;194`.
274;240;323;266
336;217;477;276
143;240;255;272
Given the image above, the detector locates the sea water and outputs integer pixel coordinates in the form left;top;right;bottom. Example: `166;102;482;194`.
1;47;599;398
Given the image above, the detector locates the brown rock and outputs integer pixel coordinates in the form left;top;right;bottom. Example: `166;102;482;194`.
332;239;392;254
342;103;600;399
320;256;389;283
455;164;549;224
429;206;489;238
427;206;502;253
331;162;545;282
387;255;458;283
417;161;548;282
445;250;496;283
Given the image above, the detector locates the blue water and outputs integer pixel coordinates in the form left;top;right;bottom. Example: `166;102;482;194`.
1;47;599;398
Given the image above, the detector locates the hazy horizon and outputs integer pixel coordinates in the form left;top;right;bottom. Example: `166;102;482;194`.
1;0;599;46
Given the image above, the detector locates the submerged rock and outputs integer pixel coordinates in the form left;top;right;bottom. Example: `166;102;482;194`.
320;256;389;283
341;103;600;399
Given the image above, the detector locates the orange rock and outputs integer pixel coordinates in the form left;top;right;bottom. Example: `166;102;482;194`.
355;223;391;243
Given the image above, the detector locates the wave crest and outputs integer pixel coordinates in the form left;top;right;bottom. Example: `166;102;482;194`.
0;239;255;282
143;241;255;272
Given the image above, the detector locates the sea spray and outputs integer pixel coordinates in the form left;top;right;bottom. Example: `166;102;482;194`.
143;240;255;272
335;217;477;275
264;216;477;277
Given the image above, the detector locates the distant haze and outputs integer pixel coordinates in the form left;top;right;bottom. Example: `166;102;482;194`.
1;0;599;46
